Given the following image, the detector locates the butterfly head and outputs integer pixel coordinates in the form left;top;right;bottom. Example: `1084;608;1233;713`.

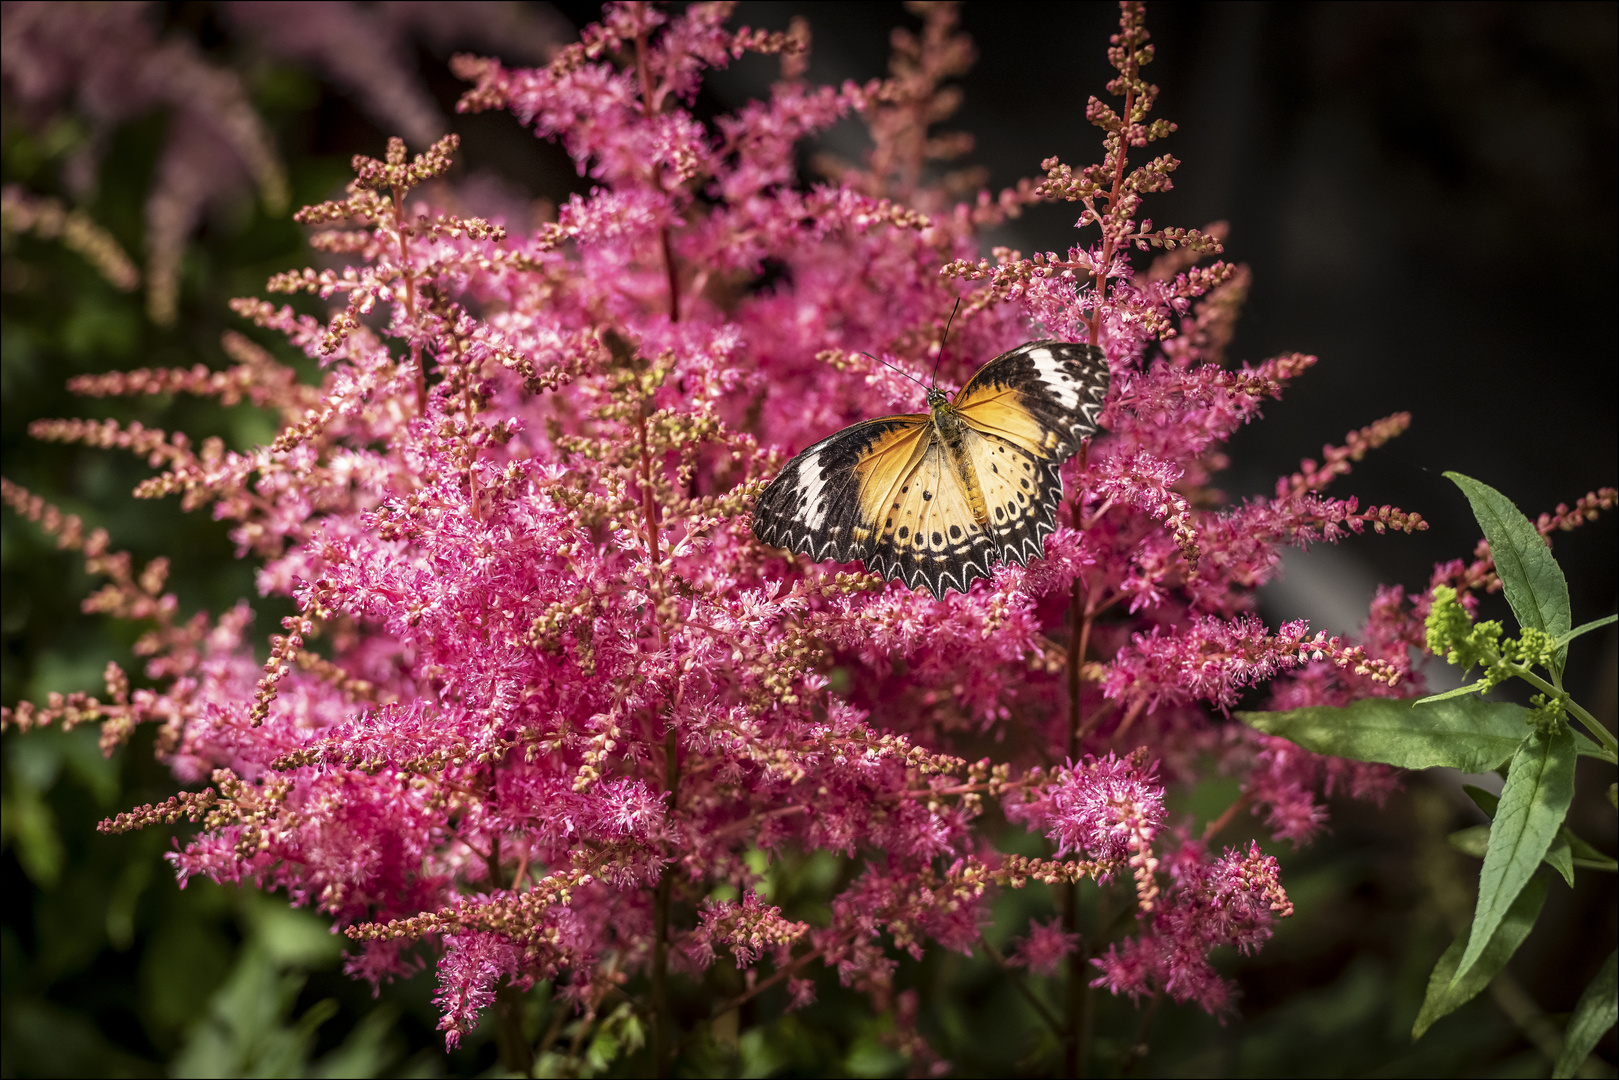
926;385;951;412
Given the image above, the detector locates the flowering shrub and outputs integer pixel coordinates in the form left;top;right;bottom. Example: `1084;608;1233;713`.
23;1;1600;1073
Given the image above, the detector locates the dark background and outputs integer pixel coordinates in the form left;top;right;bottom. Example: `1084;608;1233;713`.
3;2;1614;1076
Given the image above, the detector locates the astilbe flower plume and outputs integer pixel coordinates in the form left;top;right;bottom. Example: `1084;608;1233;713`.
6;1;1492;1064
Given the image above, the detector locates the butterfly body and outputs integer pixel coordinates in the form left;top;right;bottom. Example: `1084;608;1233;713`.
752;341;1109;599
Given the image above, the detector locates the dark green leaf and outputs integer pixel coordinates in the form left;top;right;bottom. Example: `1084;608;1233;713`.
1463;784;1500;816
1544;834;1575;887
1444;472;1571;674
1414;875;1549;1040
1452;725;1577;988
1237;697;1528;772
1564;829;1619;870
1553;950;1618;1079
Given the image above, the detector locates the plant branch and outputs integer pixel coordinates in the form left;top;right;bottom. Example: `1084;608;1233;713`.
1202;792;1253;842
979;934;1067;1042
1517;667;1617;755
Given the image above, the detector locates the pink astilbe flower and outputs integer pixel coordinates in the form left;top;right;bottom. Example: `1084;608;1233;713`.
690;893;809;970
21;2;1604;1069
1091;840;1293;1015
1009;917;1082;977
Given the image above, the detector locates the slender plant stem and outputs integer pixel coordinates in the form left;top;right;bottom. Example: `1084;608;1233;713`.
651;866;674;1076
1062;879;1082;1077
1087;85;1135;345
1119;992;1161;1074
1064;439;1098;1075
709;936;843;1018
980;935;1066;1040
1202;792;1253;842
1069;579;1087;764
391;185;425;414
494;981;532;1077
633;24;684;1056
640;397;679;1075
660;227;681;324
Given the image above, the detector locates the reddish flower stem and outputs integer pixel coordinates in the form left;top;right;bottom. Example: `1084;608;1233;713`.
1088;84;1135;346
392;185;425;414
1202;792;1253;842
633;22;681;1066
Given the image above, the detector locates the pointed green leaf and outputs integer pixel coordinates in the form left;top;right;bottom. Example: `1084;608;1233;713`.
1555;613;1617;650
1452;724;1576;988
1564;828;1619;871
1543;833;1575;887
1462;784;1500;816
1553;950;1618;1079
1444;472;1571;674
1448;821;1582;882
1237;697;1528;772
1474;778;1613;870
1413;874;1549;1039
1574;729;1610;759
1413;681;1490;706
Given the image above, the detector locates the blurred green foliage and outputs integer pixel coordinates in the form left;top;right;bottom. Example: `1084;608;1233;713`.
3;33;1612;1080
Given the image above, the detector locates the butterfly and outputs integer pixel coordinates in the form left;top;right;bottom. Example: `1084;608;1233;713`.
752;340;1110;599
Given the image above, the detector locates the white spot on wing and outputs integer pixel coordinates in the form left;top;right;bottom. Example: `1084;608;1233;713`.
795;452;830;529
1029;347;1080;410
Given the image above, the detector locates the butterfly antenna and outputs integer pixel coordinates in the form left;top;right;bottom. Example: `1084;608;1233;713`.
861;351;928;391
930;297;961;388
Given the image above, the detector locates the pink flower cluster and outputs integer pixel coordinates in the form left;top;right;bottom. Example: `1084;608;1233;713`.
1092;840;1293;1014
3;1;1458;1060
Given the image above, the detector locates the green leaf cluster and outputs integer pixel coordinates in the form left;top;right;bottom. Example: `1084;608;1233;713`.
1240;472;1617;1076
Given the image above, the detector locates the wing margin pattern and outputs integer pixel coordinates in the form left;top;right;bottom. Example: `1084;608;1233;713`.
863;442;1000;600
955;340;1109;461
751;415;929;564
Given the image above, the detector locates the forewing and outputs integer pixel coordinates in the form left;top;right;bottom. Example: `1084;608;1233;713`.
954;340;1109;461
863;442;999;599
752;415;931;563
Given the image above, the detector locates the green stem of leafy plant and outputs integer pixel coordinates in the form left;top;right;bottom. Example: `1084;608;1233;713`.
1513;668;1618;757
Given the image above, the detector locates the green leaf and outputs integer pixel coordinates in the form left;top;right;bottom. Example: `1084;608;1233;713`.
1555;613;1618;650
1565;829;1619;871
1447;821;1585;883
1452;724;1577;988
1554;950;1618;1079
1574;729;1610;759
1444;472;1571;675
1413;681;1489;705
1462;784;1499;816
1237;697;1528;772
1413;874;1549;1040
1544;833;1575;887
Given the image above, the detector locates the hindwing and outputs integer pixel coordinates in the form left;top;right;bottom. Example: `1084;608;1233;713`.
963;427;1067;570
862;441;999;599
